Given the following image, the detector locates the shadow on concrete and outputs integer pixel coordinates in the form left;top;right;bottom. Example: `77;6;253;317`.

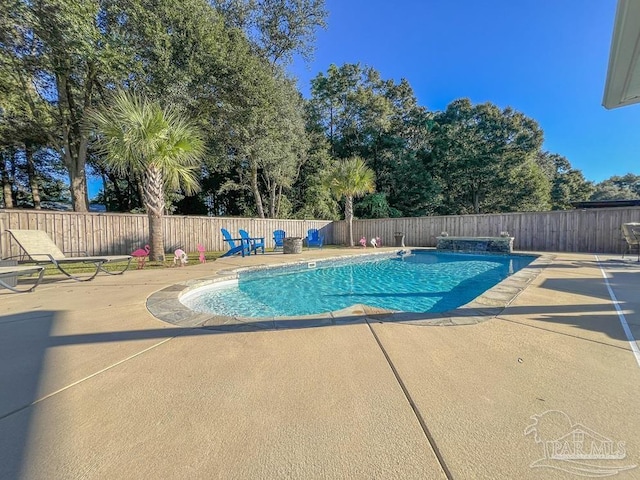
0;306;404;478
538;278;614;301
540;267;640;302
2;256;639;477
501;264;640;344
0;311;56;479
500;305;632;344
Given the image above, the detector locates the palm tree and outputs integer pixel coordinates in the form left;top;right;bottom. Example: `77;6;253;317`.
88;91;205;261
326;156;375;247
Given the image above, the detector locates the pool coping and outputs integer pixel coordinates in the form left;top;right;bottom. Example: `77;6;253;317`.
146;249;555;331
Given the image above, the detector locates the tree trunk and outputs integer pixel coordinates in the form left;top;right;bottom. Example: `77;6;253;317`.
143;166;166;261
329;105;334;156
268;181;277;218
276;184;282;218
134;172;145;211
56;70;91;212
345;195;354;247
100;172;111;208
251;161;265;218
67;161;89;212
0;151;14;208
472;188;480;214
25;144;41;209
104;171;124;210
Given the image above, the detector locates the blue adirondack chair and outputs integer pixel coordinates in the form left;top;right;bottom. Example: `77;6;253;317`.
221;228;250;257
307;229;324;248
239;229;265;255
273;230;286;251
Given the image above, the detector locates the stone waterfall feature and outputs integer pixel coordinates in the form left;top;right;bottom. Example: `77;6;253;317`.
436;236;514;254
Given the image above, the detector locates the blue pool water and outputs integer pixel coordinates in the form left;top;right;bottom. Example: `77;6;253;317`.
180;251;534;318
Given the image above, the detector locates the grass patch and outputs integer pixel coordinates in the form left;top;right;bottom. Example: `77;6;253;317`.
21;245;350;278
32;251;224;277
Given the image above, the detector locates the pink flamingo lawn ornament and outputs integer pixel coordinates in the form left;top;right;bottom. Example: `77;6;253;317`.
131;244;150;269
197;244;206;263
174;249;188;267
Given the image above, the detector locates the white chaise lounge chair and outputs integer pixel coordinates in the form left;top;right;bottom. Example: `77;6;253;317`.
0;265;45;293
6;229;132;281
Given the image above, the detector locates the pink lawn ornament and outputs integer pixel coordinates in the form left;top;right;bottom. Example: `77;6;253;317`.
131;244;150;269
174;249;188;267
359;236;367;248
197;244;206;263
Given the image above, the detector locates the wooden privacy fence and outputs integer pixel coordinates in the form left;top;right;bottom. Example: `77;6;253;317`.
334;207;640;254
2;206;640;258
0;209;333;259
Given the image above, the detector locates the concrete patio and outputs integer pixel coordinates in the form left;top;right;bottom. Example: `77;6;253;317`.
1;249;639;479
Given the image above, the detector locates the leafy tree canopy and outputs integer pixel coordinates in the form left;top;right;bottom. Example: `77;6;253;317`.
210;0;328;65
591;173;640;201
430;98;547;214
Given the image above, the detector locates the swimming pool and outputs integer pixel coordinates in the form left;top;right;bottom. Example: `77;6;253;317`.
180;251;535;318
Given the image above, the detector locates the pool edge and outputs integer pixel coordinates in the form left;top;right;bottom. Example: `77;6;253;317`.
146;250;555;331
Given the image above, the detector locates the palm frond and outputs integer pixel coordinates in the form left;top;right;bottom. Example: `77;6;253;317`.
326;156;376;199
88;89;206;195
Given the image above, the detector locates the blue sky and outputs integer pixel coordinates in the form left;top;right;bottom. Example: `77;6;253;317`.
289;0;639;183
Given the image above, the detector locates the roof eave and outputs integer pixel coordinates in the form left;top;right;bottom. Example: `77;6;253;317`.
602;0;640;109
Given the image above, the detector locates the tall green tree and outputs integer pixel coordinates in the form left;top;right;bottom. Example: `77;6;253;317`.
390;149;442;216
309;64;393;159
591;174;640;201
211;0;328;65
88;91;205;261
290;109;339;219
95;0;256;214
354;192;401;219
262;78;309;218
431;99;547;214
0;0;61;208
0;0;131;211
0;59;69;210
325;156;375;247
113;0;313;218
113;0;243;108
536;152;593;209
1;0;253;214
211;64;308;218
308;63;433;215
